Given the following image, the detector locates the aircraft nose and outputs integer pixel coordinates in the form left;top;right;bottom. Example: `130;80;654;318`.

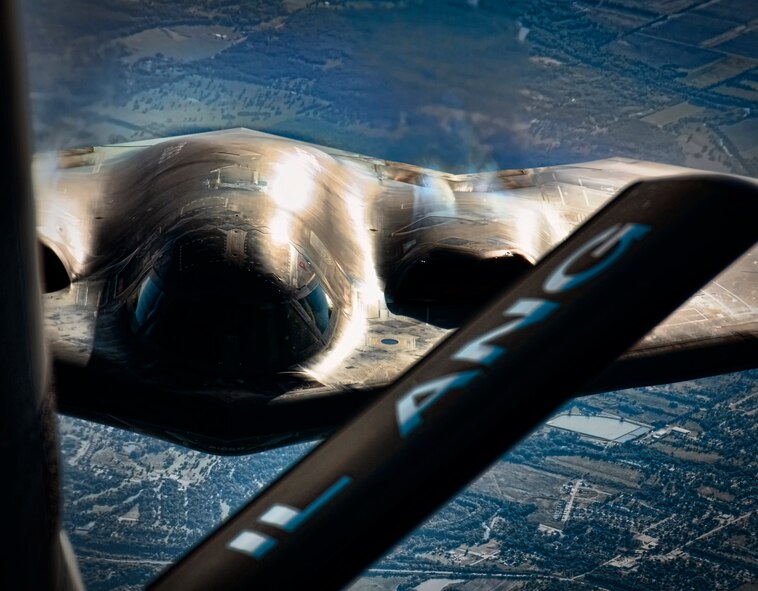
130;224;332;377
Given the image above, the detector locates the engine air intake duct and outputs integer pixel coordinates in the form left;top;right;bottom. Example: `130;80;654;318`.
385;246;533;326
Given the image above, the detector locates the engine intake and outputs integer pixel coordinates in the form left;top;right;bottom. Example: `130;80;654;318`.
385;246;533;327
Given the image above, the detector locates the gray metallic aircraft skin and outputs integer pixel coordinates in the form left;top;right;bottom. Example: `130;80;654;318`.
35;128;758;452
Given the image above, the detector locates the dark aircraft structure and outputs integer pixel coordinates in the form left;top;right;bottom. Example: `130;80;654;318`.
149;171;758;591
36;128;758;454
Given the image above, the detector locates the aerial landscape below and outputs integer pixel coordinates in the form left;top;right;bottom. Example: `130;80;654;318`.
21;0;758;589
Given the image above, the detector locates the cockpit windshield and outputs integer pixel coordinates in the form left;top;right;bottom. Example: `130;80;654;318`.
132;269;331;376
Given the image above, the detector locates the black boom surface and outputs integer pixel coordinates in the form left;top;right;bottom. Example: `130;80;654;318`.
150;175;758;591
0;3;63;588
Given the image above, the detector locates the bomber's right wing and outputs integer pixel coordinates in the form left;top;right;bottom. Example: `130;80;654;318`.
454;158;758;392
353;156;758;393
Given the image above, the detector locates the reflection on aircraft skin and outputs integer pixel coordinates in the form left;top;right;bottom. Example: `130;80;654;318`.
37;130;559;380
34;128;758;453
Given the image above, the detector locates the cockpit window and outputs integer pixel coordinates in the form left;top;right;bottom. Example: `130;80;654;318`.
133;275;165;332
131;270;333;376
300;284;331;334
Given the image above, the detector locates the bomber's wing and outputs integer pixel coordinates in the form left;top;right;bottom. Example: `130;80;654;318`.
458;157;758;392
496;159;751;386
322;155;758;394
